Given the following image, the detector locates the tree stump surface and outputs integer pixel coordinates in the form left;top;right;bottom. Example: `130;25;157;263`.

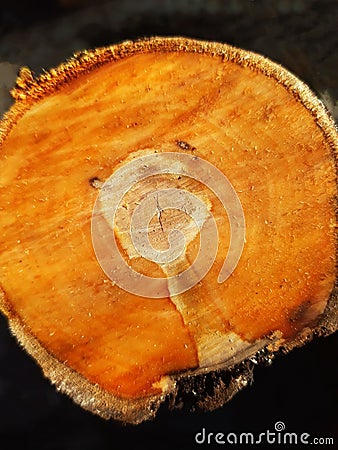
0;37;337;424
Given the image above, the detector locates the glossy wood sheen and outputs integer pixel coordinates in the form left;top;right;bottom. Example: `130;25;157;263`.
0;38;337;421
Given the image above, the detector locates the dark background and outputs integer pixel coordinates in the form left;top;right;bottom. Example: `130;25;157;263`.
0;1;337;449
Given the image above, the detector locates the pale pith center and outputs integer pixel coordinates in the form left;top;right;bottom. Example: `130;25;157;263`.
97;161;267;368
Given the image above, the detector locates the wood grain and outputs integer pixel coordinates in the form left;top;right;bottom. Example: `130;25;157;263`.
0;37;337;423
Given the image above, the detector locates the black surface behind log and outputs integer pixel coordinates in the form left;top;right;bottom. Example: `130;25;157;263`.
0;1;337;449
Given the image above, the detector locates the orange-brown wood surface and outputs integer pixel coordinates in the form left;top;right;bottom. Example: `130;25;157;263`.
0;38;337;422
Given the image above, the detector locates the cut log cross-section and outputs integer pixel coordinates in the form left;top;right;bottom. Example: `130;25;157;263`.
0;37;337;424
